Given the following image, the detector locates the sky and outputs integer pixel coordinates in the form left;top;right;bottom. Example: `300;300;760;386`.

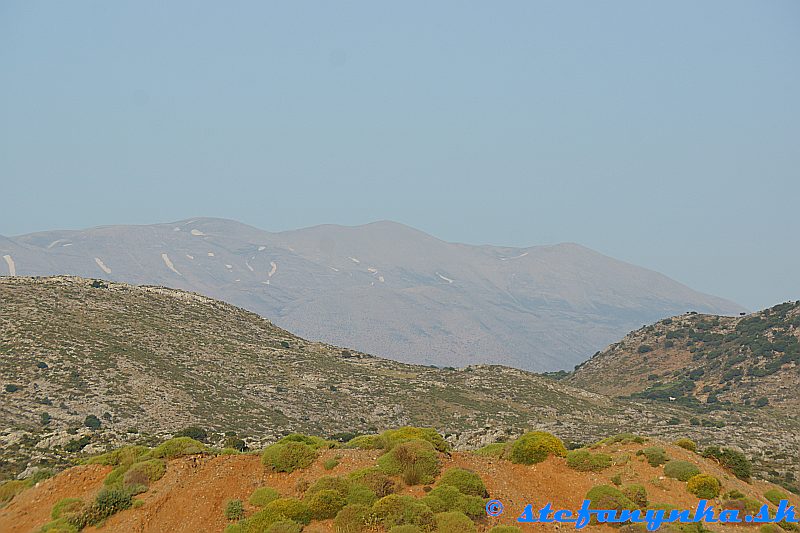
1;1;798;311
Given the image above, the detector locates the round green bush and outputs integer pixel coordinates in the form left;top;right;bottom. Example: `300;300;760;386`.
51;498;84;520
265;521;302;533
345;435;381;450
123;459;167;486
224;499;245;520
86;445;150;466
306;475;350;497
334;504;370;533
420;485;485;519
474;443;507;458
638;447;668;467
150;437;207;459
261;441;318;473
622;484;648;507
377;439;441;485
508;432;567;465
349;467;397;497
256;498;312;526
389;526;423;533
664;460;700;482
566;449;612;472
673;438;697;452
249;487;280;507
346;483;378;506
436;468;488;497
377;427;450;452
434;511;476;533
686;474;721;499
764;488;789;506
371;494;435;530
307;489;346;520
585;485;637;512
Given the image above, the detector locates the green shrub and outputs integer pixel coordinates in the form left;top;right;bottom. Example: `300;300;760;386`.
175;426;208;442
436;468;488;497
86;445;150;466
421;485;485;519
35;519;79;533
250;486;280;507
0;479;27;503
123;459;167;486
69;487;134;528
474;443;507;458
638;447;668;467
306;475;350;497
596;433;646;446
585;485;637;512
566;449;612;472
346;483;378;506
349;467;397;498
389;526;423;533
664;460;701;482
51;497;84;520
371;494;435;530
488;527;522;533
324;458;340;470
84;415;101;430
225;499;245;520
346;434;382;450
27;469;54;485
241;498;312;531
673;438;697;452
622;484;648;507
334;504;370;533
765;488;789;506
150;437;207;459
377;439;440;485
434;511;475;533
508;431;567;465
686;474;721;499
376;427;450;452
277;433;335;450
701;446;752;480
307;489;347;519
262;441;318;473
265;521;302;533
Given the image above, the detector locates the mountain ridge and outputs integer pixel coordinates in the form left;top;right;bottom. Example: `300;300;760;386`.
0;217;745;371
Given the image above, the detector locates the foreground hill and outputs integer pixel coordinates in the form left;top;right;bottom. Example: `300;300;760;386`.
0;218;744;370
0;430;797;533
0;277;795;491
569;301;800;412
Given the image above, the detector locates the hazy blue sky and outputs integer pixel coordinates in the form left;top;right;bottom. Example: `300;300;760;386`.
1;1;798;310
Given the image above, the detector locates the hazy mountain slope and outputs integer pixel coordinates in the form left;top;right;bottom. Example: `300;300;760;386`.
569;302;800;412
0;277;794;488
1;218;744;370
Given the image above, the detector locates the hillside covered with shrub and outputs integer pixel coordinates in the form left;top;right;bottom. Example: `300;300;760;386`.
0;428;797;533
0;277;798;494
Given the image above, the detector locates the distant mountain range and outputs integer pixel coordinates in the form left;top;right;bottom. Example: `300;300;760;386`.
0;218;744;370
